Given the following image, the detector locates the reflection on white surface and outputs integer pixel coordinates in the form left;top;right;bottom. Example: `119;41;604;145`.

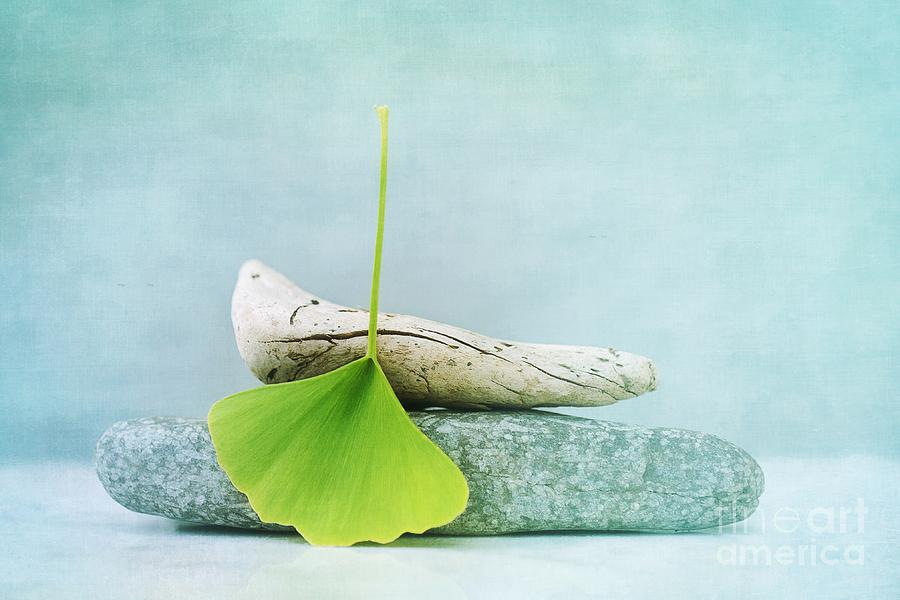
1;456;898;599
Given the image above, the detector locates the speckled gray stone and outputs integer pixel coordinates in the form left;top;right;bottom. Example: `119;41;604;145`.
96;412;763;535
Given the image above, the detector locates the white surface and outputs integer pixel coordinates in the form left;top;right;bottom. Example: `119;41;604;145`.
2;457;898;599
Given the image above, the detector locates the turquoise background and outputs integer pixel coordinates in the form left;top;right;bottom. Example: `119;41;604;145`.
1;1;897;460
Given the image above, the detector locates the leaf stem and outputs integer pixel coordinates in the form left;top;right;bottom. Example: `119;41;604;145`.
367;105;389;359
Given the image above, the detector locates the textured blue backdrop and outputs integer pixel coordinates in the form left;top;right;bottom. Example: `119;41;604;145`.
1;1;897;459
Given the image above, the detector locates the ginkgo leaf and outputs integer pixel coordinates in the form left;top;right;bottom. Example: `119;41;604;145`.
208;356;468;545
207;106;469;546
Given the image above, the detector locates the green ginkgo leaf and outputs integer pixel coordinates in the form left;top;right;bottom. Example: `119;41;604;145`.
208;106;469;546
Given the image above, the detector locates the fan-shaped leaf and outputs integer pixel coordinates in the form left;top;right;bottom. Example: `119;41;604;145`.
208;356;468;545
207;106;469;545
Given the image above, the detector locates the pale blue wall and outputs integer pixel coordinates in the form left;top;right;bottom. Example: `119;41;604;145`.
2;1;898;459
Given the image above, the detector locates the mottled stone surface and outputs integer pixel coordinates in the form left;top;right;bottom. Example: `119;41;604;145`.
96;412;763;535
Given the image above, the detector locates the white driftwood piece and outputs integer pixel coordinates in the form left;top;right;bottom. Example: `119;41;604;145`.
233;260;658;409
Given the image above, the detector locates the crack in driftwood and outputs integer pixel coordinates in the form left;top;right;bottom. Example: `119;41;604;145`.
573;366;636;396
489;378;527;401
522;360;619;401
262;328;453;347
288;343;336;378
418;328;516;364
264;329;628;399
405;367;432;396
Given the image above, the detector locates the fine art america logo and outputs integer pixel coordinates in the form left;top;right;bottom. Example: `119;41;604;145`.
716;499;866;567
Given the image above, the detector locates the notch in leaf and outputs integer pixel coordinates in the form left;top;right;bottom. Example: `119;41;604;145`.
207;106;469;546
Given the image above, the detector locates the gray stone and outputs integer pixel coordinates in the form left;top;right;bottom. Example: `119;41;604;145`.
96;412;763;535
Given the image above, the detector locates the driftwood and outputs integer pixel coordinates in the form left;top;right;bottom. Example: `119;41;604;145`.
232;260;657;409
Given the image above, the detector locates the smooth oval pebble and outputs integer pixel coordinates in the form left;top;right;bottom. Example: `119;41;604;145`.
95;411;764;535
